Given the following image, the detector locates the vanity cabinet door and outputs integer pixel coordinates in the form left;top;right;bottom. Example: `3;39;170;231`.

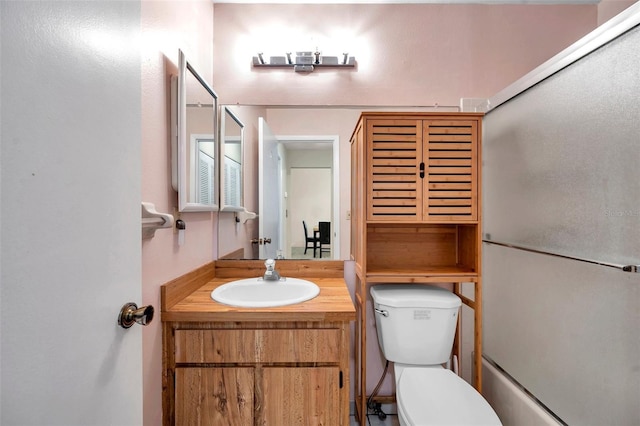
175;367;254;426
259;366;340;425
167;326;349;425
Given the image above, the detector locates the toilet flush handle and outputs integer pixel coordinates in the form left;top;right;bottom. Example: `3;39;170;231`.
374;308;389;317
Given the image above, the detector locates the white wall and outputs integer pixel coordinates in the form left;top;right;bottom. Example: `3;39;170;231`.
287;149;332;249
289;168;332;249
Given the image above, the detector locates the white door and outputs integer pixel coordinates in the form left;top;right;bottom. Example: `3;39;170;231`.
1;2;143;424
258;118;282;259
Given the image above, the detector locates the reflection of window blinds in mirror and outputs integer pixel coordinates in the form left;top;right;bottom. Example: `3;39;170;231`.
224;156;241;206
198;153;214;204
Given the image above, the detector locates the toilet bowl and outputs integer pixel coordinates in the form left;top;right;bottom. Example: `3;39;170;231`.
370;284;502;426
396;366;501;425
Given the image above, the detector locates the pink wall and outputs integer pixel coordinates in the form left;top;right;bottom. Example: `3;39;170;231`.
213;4;596;107
141;1;215;425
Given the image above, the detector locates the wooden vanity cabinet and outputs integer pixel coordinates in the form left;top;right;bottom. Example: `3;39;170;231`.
164;322;349;426
350;112;484;425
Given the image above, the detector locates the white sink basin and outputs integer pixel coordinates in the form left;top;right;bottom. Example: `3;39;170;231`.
211;277;320;308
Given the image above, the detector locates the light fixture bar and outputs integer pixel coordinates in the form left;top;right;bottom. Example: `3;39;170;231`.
252;54;356;72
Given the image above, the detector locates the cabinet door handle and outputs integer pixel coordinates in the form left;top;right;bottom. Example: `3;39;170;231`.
419;162;425;179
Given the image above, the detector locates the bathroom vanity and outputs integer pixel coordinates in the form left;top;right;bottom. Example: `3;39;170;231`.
161;260;355;426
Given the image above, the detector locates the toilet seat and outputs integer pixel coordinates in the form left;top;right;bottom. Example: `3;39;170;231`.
398;368;501;426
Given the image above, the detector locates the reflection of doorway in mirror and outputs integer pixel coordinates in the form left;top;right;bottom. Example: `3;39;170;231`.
257;123;340;260
275;135;339;260
289;168;332;258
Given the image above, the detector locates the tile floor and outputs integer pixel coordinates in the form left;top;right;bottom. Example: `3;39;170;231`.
290;246;331;259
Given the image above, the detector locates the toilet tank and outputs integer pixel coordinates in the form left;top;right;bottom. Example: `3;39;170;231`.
370;285;461;365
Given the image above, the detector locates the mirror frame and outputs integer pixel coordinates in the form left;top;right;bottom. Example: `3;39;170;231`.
172;49;219;212
219;106;245;212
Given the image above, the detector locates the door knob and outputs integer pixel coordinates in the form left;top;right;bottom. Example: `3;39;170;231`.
250;238;272;245
118;303;154;329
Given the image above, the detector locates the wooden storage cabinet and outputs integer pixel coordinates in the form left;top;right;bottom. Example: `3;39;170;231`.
367;118;478;222
351;112;484;425
165;324;348;425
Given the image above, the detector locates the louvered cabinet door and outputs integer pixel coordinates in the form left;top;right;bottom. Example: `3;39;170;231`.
423;120;478;221
366;119;423;221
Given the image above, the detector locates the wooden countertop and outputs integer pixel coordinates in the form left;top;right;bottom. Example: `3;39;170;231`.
163;276;356;323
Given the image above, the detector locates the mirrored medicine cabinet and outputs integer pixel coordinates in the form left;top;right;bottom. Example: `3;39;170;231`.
172;49;219;212
220;106;245;211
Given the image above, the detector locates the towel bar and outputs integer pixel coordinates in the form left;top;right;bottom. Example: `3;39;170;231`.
482;239;640;273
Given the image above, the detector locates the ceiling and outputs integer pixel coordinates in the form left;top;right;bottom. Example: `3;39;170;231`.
214;0;599;4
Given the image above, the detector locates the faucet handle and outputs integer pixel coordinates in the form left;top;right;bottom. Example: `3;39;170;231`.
265;258;275;270
263;259;281;281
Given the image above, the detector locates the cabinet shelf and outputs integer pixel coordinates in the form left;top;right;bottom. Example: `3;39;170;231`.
366;223;479;274
364;269;478;284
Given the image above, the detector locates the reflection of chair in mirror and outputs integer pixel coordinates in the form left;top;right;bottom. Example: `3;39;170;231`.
318;221;331;258
303;221;318;258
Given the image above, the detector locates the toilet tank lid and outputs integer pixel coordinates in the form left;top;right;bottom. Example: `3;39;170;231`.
370;284;461;309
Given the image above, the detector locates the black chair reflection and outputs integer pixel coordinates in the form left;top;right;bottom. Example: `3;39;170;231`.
302;220;318;258
318;221;331;258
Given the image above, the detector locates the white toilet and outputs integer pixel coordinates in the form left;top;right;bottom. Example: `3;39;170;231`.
370;284;502;426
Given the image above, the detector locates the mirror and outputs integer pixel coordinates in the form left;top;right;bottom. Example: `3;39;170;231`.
172;49;219;212
220;106;245;211
218;105;472;260
218;106;382;261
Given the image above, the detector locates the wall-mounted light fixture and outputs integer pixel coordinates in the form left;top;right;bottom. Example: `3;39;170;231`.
253;50;356;73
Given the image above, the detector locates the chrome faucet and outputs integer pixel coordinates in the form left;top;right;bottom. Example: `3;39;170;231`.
263;258;282;281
